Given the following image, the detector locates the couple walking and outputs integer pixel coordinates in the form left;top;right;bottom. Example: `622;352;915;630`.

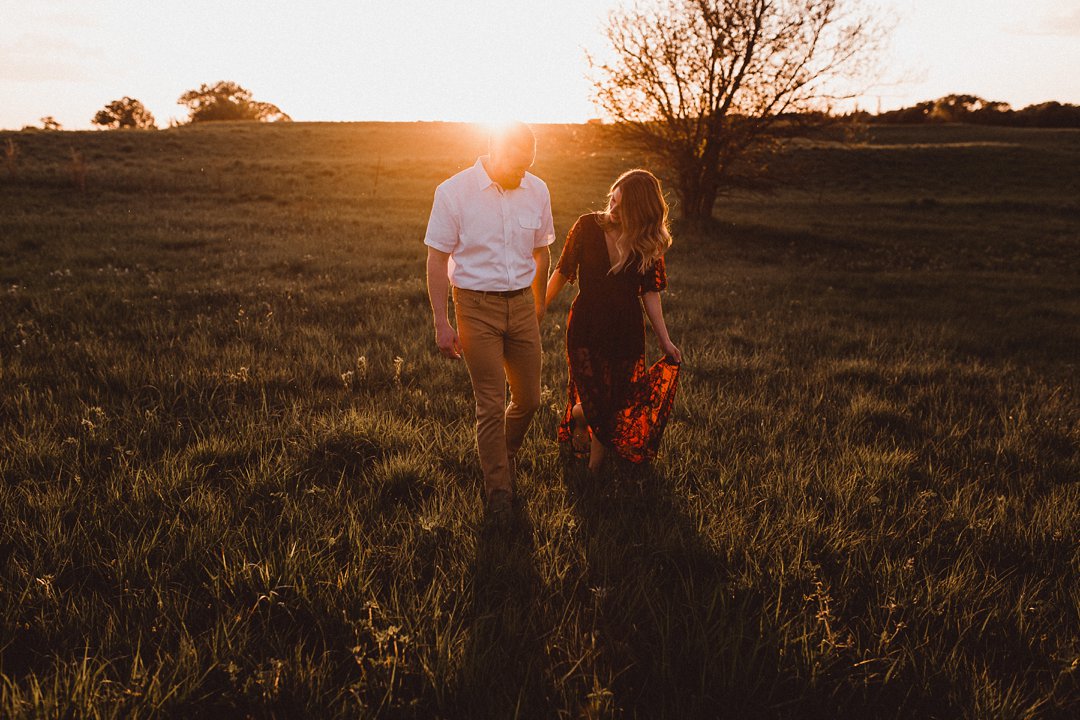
424;122;682;526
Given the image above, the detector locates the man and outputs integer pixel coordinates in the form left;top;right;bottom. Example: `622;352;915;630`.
424;122;554;527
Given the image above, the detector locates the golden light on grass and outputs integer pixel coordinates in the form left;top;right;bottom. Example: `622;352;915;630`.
0;50;1077;720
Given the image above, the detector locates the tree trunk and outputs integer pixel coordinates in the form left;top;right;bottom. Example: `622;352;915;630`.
677;173;719;223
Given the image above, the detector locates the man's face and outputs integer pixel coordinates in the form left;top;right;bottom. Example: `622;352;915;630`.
489;141;535;190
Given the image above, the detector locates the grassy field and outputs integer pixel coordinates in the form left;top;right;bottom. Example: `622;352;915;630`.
0;121;1077;718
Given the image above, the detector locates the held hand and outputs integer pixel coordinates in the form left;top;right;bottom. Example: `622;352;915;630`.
660;338;682;364
535;304;546;327
435;321;462;359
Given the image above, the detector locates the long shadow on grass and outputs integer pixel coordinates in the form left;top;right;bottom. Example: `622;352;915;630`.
454;504;552;718
563;458;783;719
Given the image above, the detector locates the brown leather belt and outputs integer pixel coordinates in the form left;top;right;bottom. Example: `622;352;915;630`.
456;287;530;298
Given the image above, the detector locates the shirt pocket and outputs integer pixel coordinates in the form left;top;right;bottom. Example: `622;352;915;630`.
517;214;541;230
516;213;541;247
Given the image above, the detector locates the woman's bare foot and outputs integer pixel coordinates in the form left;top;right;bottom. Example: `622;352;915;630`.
571;403;590;456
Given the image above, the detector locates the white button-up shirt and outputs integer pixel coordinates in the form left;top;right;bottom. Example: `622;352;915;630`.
424;156;556;292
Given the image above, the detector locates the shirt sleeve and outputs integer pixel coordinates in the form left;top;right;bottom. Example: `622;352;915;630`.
639;255;667;295
535;191;555;248
423;186;459;253
555;216;586;284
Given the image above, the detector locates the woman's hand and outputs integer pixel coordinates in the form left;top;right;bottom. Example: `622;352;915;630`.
660;338;682;363
642;291;679;363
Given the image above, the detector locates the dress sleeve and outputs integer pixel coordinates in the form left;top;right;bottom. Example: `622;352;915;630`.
639;255;667;295
555;216;586;284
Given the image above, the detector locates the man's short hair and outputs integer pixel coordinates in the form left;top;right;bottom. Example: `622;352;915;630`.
489;121;535;155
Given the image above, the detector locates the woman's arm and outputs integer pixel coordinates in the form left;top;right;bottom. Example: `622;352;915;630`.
547;217;583;310
545;270;571;310
642;291;682;363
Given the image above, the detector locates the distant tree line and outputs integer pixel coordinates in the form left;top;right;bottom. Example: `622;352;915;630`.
176;81;290;123
857;94;1080;128
93;97;156;129
87;81;289;130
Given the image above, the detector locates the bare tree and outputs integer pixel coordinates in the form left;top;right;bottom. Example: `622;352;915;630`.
177;81;291;124
92;97;157;129
590;0;887;221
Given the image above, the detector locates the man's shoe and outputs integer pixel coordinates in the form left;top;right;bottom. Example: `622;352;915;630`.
485;489;514;531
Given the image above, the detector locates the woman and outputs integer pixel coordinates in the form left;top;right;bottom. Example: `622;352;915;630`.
545;169;682;474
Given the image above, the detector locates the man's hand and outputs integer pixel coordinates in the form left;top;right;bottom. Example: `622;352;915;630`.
435;320;462;359
535;303;546;327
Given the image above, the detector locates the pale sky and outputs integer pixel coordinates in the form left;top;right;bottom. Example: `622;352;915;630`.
1;0;1079;130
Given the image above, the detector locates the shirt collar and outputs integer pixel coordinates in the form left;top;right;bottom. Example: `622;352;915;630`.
474;155;531;191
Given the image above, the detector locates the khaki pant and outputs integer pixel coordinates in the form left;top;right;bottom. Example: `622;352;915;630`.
453;287;542;499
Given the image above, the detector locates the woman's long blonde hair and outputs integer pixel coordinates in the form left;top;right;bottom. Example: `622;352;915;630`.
600;169;672;274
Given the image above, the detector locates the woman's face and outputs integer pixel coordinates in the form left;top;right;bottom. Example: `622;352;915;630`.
607;186;623;225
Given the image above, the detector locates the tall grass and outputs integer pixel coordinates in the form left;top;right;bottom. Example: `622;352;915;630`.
0;121;1077;718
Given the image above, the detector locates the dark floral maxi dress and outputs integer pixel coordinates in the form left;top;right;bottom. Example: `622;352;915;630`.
555;213;680;464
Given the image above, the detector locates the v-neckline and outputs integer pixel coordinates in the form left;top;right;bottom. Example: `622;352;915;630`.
602;226;622;273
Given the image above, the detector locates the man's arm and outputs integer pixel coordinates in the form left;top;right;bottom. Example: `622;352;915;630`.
532;245;550;325
426;247;461;359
